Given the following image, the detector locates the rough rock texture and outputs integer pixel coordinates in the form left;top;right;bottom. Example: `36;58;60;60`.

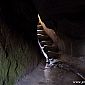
0;1;44;85
33;0;85;39
33;0;85;56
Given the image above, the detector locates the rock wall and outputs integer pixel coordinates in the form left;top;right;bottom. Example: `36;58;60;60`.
33;0;85;39
33;0;85;56
0;1;44;85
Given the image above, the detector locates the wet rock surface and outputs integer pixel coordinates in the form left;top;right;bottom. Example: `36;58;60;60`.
0;23;41;85
0;2;40;84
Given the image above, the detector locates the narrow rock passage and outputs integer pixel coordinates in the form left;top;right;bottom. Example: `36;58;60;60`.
15;24;85;85
37;24;85;81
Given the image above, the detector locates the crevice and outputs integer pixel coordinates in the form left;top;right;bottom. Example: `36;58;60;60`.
6;59;11;82
2;80;5;85
0;24;11;85
14;59;18;76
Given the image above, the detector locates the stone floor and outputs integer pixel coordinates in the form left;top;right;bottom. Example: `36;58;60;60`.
15;57;84;85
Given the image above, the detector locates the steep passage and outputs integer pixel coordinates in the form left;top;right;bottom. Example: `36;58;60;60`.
15;24;85;85
37;24;85;81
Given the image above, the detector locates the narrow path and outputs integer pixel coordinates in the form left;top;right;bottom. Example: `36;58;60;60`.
37;24;85;81
15;24;85;85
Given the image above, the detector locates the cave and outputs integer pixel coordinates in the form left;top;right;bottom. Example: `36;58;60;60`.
0;1;85;85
